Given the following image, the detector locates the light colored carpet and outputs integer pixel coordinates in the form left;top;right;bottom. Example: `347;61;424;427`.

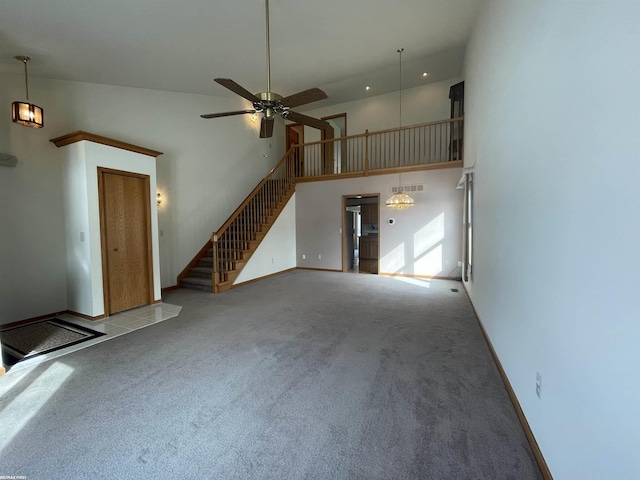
0;270;542;479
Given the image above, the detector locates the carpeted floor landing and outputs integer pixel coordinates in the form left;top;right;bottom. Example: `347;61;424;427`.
0;270;542;479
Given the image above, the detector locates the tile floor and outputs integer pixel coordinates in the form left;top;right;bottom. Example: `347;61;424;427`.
3;302;182;374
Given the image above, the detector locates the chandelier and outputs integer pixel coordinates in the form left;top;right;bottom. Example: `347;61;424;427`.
386;48;414;210
12;56;44;129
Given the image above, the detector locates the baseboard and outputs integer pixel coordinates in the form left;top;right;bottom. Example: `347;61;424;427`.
1;310;70;330
461;283;553;480
161;285;179;294
380;272;462;281
296;267;342;273
231;268;297;289
67;310;107;321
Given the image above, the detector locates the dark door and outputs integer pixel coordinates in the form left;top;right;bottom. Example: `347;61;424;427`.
286;125;303;176
449;81;464;160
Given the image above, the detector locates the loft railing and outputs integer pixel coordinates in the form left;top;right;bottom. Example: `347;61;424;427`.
186;116;462;292
293;116;463;180
210;147;297;292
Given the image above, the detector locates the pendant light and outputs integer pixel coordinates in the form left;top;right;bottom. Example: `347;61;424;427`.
386;48;414;210
12;56;44;129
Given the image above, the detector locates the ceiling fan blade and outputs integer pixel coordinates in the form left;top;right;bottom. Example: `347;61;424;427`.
280;88;328;108
200;110;256;119
260;117;275;138
286;111;331;131
214;78;260;103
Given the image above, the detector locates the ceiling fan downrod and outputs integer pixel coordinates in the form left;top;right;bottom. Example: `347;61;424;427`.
265;0;271;94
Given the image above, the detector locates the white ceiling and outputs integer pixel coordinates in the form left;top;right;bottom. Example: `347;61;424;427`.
0;0;484;108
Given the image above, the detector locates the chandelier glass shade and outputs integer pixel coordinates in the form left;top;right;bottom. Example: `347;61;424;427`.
385;190;415;210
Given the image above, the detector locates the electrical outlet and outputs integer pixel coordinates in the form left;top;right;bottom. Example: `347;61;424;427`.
302;254;306;259
271;257;274;263
318;254;321;260
457;260;462;267
536;372;542;399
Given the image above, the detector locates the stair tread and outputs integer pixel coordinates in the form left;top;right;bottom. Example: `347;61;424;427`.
182;276;212;286
181;181;295;294
191;266;213;273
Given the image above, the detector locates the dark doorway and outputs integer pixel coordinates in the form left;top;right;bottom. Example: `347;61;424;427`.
342;194;379;274
286;123;304;177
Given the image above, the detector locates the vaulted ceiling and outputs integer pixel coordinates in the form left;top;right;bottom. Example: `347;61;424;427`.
0;0;484;108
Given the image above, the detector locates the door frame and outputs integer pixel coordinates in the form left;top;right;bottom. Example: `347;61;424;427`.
320;112;347;140
321;113;347;175
97;167;154;316
342;193;380;273
286;123;304;177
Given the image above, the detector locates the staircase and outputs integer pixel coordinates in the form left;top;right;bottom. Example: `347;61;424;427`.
178;149;296;293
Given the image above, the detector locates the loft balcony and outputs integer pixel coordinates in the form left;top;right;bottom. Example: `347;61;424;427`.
290;116;463;182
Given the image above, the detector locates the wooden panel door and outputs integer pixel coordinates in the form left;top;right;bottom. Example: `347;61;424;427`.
286;124;303;177
99;168;152;314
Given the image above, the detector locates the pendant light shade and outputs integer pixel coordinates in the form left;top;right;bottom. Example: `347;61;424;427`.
386;48;414;210
12;56;43;129
12;101;43;128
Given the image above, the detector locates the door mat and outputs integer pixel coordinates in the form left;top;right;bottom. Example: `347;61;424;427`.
1;318;105;366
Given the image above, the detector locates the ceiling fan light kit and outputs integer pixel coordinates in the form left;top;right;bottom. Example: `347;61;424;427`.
200;0;329;138
12;56;44;129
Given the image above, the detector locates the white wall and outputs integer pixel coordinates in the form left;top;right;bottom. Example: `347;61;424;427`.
0;73;284;323
61;143;92;315
233;193;297;285
62;141;161;317
463;1;640;479
299;77;460;142
295;168;463;277
0;78;67;324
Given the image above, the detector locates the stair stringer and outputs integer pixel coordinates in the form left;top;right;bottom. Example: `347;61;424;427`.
214;185;295;292
232;192;297;286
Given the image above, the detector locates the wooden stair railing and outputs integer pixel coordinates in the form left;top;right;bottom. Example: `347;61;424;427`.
293;116;464;180
178;117;463;292
178;146;297;293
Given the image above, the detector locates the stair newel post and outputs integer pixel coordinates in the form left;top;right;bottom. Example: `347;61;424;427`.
211;233;219;293
364;129;370;176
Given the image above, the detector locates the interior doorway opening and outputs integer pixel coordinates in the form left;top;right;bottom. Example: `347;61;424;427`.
343;194;379;274
321;113;347;174
285;123;304;176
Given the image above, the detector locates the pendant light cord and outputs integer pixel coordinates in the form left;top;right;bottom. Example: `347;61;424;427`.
398;48;403;129
397;48;404;190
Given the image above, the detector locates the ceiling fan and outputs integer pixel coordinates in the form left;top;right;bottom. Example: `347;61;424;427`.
200;0;330;138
